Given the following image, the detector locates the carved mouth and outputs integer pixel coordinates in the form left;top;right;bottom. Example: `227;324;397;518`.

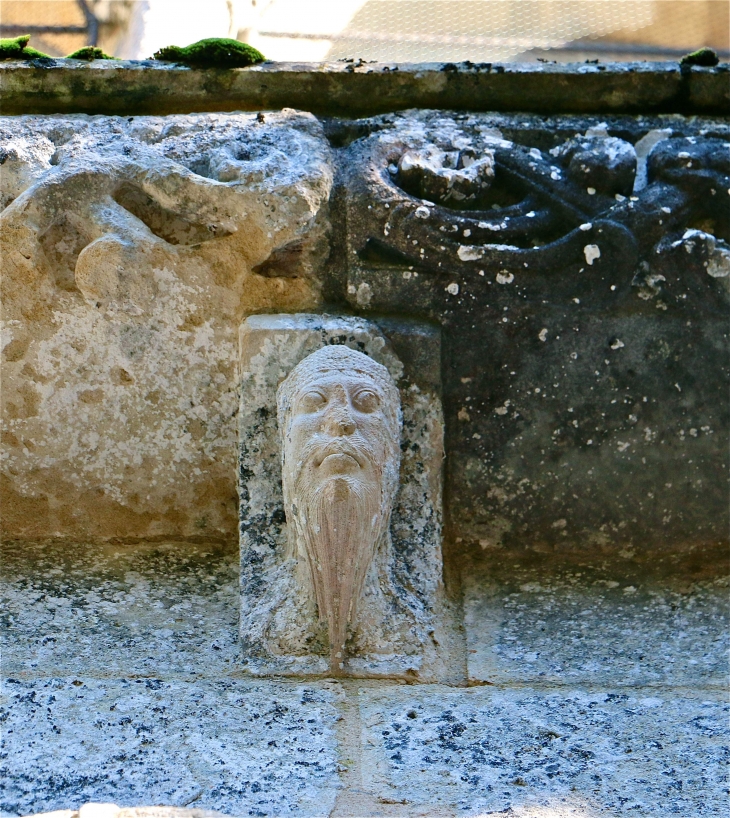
320;453;360;471
314;446;365;469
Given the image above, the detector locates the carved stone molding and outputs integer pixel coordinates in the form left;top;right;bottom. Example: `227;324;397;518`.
2;108;727;555
339;112;729;553
238;314;459;681
0;112;331;540
341;111;729;313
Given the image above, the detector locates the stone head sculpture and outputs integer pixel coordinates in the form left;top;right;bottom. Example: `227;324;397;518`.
277;345;402;674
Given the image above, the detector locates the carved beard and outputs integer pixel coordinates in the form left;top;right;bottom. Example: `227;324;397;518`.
294;471;386;674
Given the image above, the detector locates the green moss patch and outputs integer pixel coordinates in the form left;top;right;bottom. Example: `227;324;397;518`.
152;37;265;68
66;46;118;61
0;34;52;60
680;47;719;67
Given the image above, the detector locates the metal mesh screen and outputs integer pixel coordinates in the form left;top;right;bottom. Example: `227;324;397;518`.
250;0;729;63
1;0;728;62
326;1;655;61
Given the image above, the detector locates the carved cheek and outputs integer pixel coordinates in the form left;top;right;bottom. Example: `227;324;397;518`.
287;419;315;464
360;416;389;454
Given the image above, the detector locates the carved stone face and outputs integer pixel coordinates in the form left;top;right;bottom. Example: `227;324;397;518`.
288;372;390;486
277;346;401;673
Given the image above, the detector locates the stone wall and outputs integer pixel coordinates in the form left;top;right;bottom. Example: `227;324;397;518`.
2;76;728;555
1;60;728;818
4;539;727;816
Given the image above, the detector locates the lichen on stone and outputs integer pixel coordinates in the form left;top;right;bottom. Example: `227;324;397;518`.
66;46;118;61
152;37;265;68
0;34;51;61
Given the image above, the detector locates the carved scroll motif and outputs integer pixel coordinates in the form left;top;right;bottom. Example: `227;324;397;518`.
341;112;729;313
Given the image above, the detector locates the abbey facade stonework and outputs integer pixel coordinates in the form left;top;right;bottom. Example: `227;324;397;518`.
2;62;728;818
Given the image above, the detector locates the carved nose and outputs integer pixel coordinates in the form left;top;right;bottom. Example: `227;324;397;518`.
324;408;356;436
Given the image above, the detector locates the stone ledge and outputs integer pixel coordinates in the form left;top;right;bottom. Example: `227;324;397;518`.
23;808;225;818
5;676;727;817
0;60;728;116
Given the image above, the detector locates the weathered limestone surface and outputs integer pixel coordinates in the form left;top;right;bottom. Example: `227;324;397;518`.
0;61;727;118
7;677;725;818
1;112;331;540
27;808;226;818
463;553;729;688
2;71;728;818
2;540;241;678
357;685;727;817
3;540;727;817
3;110;728;554
3;676;341;816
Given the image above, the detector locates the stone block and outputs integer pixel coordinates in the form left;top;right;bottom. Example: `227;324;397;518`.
338;110;730;555
462;554;729;688
1;540;240;679
238;314;459;681
3;539;727;817
357;685;728;816
0;112;332;541
2;677;340;817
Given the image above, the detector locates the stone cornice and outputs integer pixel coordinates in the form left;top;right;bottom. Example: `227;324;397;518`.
1;59;728;116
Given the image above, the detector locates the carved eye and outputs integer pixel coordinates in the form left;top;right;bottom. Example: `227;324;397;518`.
352;389;380;413
299;390;327;412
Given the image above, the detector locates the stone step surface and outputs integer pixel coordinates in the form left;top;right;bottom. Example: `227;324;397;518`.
463;553;729;689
